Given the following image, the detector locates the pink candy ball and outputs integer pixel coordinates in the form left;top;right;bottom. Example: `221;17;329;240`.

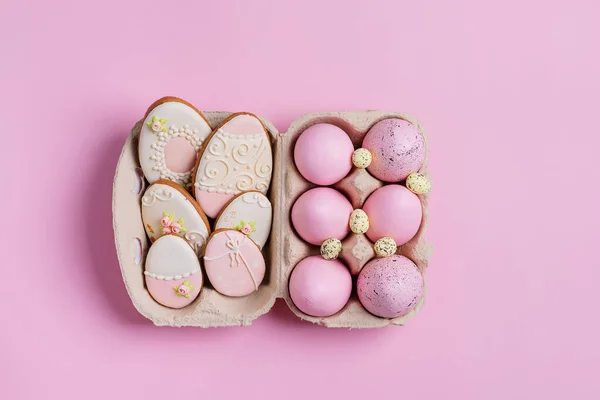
289;256;352;317
362;118;425;182
294;123;354;185
291;187;352;245
363;185;422;246
357;255;423;318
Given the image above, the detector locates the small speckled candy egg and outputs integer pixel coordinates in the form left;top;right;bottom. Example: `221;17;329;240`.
363;185;422;246
374;237;397;257
289;256;352;317
362;118;426;182
291;188;353;245
357;255;423;318
294;123;354;185
352;148;372;169
405;173;431;194
349;209;369;234
320;238;342;260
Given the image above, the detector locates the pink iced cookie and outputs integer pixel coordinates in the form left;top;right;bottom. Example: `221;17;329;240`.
357;255;423;318
144;234;203;309
204;230;266;297
291;187;353;245
289;256;352;317
193;113;273;218
362;118;426;182
139;97;213;187
363;185;422;246
294;123;354;185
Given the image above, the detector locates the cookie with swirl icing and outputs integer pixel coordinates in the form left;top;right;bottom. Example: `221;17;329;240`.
141;180;211;255
139;97;213;187
192;113;273;218
214;191;272;249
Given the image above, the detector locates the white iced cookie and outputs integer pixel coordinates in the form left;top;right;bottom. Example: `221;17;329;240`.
214;191;272;249
139;97;212;187
142;180;211;255
192;112;273;218
145;235;203;309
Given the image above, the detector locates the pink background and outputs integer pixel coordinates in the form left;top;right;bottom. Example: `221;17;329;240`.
2;0;599;398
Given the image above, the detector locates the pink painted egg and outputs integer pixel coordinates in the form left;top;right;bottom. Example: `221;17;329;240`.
204;229;266;297
144;234;203;309
363;185;422;246
362;118;425;182
294;123;354;185
357;255;423;318
291;187;353;245
289;256;352;317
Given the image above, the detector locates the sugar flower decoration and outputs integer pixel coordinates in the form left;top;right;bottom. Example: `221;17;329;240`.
234;220;256;236
173;280;194;298
147;115;168;133
161;212;187;234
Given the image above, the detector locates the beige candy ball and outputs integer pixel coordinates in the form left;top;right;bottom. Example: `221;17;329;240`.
320;238;343;260
349;209;369;234
352;148;372;169
374;237;397;257
405;173;431;195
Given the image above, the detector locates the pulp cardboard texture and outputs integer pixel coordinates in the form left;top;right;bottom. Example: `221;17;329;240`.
113;111;431;328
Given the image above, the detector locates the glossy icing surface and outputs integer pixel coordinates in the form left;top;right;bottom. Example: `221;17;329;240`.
141;180;210;255
193;113;273;218
204;230;266;297
139;100;212;186
214;191;272;249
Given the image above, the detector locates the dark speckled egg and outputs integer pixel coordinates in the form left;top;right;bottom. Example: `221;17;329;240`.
362;118;425;182
357;255;423;318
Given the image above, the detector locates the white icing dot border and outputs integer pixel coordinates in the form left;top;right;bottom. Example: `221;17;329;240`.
144;267;201;281
148;121;204;187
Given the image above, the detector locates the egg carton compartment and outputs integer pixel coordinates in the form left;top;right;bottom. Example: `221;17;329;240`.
113;109;431;328
278;111;431;328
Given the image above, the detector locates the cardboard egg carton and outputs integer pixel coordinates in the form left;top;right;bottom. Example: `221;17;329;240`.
113;110;431;328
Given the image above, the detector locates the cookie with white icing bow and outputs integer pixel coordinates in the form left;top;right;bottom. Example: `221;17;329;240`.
192;113;273;218
203;229;266;297
214;191;272;249
141;180;211;255
139;97;213;187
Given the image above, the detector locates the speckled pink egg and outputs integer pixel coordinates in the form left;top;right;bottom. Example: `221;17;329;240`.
362;118;425;182
289;256;352;317
294;123;354;185
357;255;423;318
363;185;422;246
291;187;352;245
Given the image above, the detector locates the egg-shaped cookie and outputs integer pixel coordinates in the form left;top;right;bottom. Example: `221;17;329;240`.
203;229;266;297
139;97;213;187
193;113;273;218
141;180;211;255
144;234;203;309
214;191;272;249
